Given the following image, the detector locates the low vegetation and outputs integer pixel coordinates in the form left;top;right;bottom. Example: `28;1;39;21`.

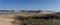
13;13;60;25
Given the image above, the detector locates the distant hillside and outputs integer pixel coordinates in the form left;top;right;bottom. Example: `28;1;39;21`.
0;10;55;14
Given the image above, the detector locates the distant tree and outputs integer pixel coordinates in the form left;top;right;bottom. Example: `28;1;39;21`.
20;10;28;13
0;10;9;12
10;10;15;12
28;10;42;13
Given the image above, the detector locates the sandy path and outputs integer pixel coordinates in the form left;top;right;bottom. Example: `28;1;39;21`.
0;17;14;25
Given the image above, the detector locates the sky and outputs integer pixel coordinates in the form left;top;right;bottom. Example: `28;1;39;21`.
0;0;60;12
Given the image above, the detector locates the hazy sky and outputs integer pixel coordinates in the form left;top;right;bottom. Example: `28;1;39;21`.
0;0;60;12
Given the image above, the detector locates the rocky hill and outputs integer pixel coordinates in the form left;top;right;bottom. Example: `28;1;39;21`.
0;10;60;25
